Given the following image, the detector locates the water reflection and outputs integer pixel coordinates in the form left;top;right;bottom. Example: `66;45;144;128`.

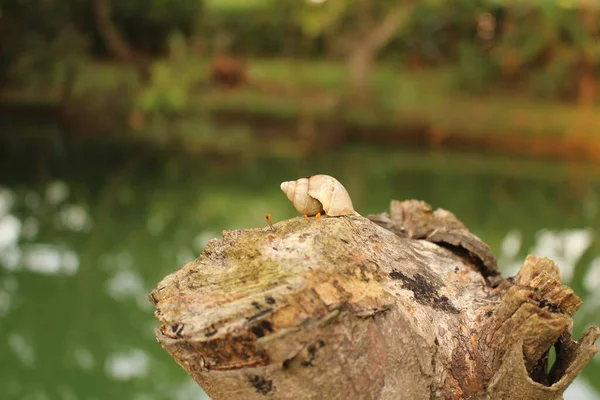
566;379;600;400
105;349;150;381
21;217;39;240
8;332;35;368
0;143;598;399
585;258;600;293
501;228;595;283
0;187;15;215
73;347;95;371
56;204;92;232
0;213;20;248
20;244;79;275
531;229;594;283
45;181;69;206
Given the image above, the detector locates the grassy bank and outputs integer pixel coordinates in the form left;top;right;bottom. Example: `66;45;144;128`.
2;57;600;160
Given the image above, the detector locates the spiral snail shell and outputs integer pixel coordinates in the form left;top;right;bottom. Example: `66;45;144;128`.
280;175;357;217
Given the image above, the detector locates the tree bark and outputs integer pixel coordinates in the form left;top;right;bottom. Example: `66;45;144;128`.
92;0;149;82
149;199;599;399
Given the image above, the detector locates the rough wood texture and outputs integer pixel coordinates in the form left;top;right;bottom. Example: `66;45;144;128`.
149;200;599;399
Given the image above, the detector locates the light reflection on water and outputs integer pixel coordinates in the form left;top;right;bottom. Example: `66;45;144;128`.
500;228;595;282
585;258;600;293
105;349;150;381
0;144;599;399
0;214;20;248
8;332;35;368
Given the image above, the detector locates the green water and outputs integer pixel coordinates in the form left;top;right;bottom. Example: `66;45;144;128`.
0;140;599;399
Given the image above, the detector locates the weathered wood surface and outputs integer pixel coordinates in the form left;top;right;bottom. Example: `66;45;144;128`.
149;200;599;399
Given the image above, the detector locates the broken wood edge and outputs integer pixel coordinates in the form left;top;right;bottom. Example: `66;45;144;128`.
368;199;500;281
477;254;594;390
487;326;600;399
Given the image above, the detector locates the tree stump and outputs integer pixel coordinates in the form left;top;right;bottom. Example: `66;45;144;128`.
149;200;599;399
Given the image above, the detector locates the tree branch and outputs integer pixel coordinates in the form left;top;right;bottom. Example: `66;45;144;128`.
359;3;414;54
92;0;148;81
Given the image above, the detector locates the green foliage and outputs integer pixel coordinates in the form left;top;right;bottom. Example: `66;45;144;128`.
454;41;498;93
1;0;599;103
136;32;198;117
7;26;88;89
205;0;273;12
0;0;204;84
202;0;297;56
458;1;600;99
133;31;255;153
0;0;88;87
111;0;204;53
295;0;349;39
138;63;188;116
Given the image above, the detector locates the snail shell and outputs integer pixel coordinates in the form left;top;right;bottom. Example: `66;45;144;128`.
280;175;357;217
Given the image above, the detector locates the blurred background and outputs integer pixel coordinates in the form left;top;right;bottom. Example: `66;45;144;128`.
0;0;599;399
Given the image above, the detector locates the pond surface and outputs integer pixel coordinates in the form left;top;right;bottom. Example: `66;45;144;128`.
0;139;599;399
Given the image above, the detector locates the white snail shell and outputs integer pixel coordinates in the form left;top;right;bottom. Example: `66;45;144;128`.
280;175;357;217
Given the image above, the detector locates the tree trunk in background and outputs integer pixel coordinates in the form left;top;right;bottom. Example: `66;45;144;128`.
347;47;374;101
149;199;599;400
345;4;412;102
92;0;149;82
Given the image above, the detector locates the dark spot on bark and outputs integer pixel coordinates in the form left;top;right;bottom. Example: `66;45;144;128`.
260;320;273;332
247;308;273;322
301;340;325;367
454;267;460;273
248;375;273;395
539;300;561;313
389;270;403;280
265;296;276;305
171;324;184;338
250;320;274;338
205;329;218;338
341;238;349;244
434;337;439;346
251;326;265;338
252;301;261;309
301;345;317;367
197;335;269;369
282;359;291;370
486;310;493;317
388;269;459;313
